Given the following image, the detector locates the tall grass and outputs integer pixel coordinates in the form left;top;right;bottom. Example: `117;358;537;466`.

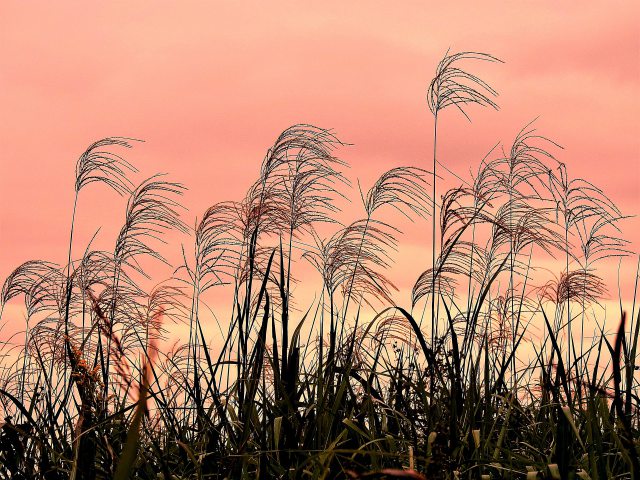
0;52;638;480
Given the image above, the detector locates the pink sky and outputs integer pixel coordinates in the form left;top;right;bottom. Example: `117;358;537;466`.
1;3;639;333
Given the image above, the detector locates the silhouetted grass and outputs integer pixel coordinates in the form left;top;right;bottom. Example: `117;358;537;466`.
0;51;638;480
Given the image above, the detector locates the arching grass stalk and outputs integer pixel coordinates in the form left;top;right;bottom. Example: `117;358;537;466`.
64;138;137;438
427;50;501;399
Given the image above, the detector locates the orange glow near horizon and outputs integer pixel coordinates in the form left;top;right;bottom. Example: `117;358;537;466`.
1;2;639;346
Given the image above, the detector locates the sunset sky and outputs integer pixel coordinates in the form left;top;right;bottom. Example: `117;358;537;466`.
1;2;639;339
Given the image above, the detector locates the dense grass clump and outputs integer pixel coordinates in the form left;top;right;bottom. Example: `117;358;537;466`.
0;51;638;479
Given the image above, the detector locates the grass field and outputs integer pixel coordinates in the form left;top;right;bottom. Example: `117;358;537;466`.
0;51;638;479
